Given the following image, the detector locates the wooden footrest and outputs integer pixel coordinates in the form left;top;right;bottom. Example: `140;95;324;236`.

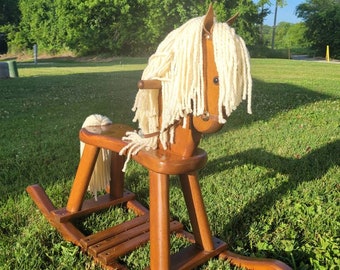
52;191;135;222
80;216;183;265
170;237;227;270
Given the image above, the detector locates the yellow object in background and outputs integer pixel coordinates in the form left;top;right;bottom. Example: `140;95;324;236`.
326;45;330;62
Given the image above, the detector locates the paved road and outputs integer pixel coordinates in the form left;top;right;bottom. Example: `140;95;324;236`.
291;54;340;63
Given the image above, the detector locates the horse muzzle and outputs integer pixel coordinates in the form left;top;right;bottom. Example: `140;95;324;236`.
193;113;224;134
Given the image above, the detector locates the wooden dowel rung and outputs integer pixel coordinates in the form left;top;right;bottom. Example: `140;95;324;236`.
137;79;162;89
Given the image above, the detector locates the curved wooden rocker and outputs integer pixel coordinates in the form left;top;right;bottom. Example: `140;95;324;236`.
27;5;292;270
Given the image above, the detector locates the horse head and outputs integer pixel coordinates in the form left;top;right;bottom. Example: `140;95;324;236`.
193;4;240;134
121;4;251;160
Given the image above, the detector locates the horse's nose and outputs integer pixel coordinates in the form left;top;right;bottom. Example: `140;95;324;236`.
193;114;224;134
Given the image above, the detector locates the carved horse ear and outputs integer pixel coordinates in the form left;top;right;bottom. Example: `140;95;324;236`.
226;13;239;26
203;4;214;36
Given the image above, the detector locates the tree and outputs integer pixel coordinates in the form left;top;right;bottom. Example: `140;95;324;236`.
272;22;309;49
0;0;20;26
0;0;20;52
271;0;287;49
59;0;137;55
212;0;263;45
9;0;268;56
286;23;310;48
124;0;263;52
274;22;292;48
296;0;340;58
16;0;66;53
257;0;272;46
15;0;148;55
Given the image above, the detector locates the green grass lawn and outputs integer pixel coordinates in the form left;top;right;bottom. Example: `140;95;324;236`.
0;58;339;269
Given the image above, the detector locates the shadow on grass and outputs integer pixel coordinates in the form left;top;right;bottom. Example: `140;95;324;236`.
17;56;147;68
200;79;338;238
202;140;339;266
1;73;336;199
220;139;339;224
197;79;338;266
220;78;336;133
0;70;142;201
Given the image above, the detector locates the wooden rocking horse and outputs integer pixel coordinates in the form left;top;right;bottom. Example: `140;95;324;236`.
27;5;292;270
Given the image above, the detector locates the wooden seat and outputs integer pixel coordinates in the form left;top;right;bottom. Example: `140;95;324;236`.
80;124;208;175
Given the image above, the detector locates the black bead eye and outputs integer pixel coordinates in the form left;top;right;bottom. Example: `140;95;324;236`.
213;76;219;85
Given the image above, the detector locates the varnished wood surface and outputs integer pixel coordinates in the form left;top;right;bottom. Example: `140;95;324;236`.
80;124;208;175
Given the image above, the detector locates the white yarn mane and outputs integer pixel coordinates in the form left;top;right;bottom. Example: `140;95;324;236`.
120;15;252;171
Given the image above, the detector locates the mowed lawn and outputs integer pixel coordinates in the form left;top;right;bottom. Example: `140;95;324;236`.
0;58;339;269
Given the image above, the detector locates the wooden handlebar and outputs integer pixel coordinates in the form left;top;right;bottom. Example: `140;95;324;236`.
138;80;162;89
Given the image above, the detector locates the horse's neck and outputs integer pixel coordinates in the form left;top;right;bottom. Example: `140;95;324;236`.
158;115;202;158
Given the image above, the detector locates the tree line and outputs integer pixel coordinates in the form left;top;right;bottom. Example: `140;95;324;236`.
296;0;340;58
0;0;339;58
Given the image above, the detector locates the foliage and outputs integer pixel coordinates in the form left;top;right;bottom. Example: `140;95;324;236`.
251;22;310;58
0;58;339;269
62;0;151;56
14;0;147;55
0;0;20;26
261;22;309;50
3;0;271;56
296;0;340;58
248;45;290;59
0;0;310;57
0;0;20;53
273;22;310;49
140;0;265;48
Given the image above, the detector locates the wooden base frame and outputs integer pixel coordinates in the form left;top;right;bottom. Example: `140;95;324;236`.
27;124;292;270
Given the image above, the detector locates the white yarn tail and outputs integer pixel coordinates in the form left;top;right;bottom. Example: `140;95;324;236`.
80;114;112;200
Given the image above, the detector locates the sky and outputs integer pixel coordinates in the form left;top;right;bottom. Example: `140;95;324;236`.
262;0;305;25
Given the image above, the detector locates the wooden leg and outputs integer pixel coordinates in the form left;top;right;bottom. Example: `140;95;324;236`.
180;172;214;251
149;171;170;270
66;143;100;213
110;152;125;199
